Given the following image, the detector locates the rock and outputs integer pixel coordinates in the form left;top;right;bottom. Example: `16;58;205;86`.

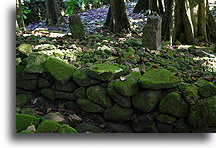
113;72;140;96
157;122;173;133
64;101;81;113
58;124;78;133
21;108;38;117
69;14;85;39
16;94;31;106
159;92;189;117
36;120;60;133
55;91;76;100
73;68;100;87
132;90;162;112
52;80;77;92
16;58;22;66
183;85;200;104
24;53;47;73
81;112;105;124
88;64;124;81
87;85;112;108
138;68;180;89
76;99;104;113
188;97;216;132
73;87;86;98
20;130;34;133
18;44;32;56
42;112;65;123
156;114;176;124
38;78;52;88
16;113;39;133
41;89;55;100
174;119;190;133
75;123;103;133
103;104;133;122
142;16;162;50
21;73;39;80
107;82;131;108
16;79;38;91
106;122;133;133
198;82;216;98
45;57;77;84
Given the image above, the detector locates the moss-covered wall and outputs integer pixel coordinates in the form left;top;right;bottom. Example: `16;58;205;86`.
16;53;216;133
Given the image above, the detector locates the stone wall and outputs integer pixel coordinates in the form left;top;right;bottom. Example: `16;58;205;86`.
16;53;216;133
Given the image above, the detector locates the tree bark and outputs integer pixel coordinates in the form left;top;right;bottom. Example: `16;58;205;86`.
104;0;131;33
16;0;25;31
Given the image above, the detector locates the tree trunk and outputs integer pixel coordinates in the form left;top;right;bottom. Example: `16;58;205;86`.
16;0;25;31
104;0;131;33
45;0;65;26
133;0;149;13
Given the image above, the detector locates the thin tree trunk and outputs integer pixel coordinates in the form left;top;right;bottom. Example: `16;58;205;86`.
16;0;25;31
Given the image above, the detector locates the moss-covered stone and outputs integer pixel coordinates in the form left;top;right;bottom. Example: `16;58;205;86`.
21;108;38;117
58;124;78;133
55;91;76;100
24;53;47;73
16;113;39;133
22;73;39;80
41;89;55;100
113;72;140;96
18;44;32;56
103;104;133;122
42;112;65;123
36;120;60;133
198;82;216;98
73;87;86;98
159;92;189;117
64;101;81;113
16;79;38;91
76;99;104;113
183;85;200;104
20;130;34;133
132;90;162;112
138;68;180;89
157;122;174;133
75;123;103;133
174;119;190;133
52;80;77;92
106;122;133;133
107;82;131;108
188;97;216;132
73;68;100;87
16;94;31;106
86;85;112;108
88;64;124;81
38;78;52;88
45;57;77;84
69;14;85;39
156;114;176;124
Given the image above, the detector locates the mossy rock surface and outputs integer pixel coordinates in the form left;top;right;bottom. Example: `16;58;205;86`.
16;79;38;91
16;113;39;133
87;85;112;108
16;93;31;106
38;78;52;88
53;80;77;92
103;104;133;122
107;82;131;108
64;101;80;113
77;99;104;113
138;68;180;89
18;44;32;56
132;90;162;112
24;53;47;73
188;97;216;132
174;119;190;133
73;68;100;87
75;123;103;133
55;91;76;100
41;89;55;100
20;130;34;133
21;108;38;117
198;82;216;98
156;114;176;124
183;85;199;104
113;72;140;97
88;64;124;81
58;124;78;133
36;120;60;133
45;57;77;84
159;92;189;117
73;87;86;98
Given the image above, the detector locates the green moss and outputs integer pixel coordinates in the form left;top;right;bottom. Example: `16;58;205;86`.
73;87;86;98
16;79;38;91
20;130;34;133
16;113;39;133
36;120;60;133
87;85;112;108
188;97;216;132
75;123;103;133
156;114;176;124
21;108;38;117
76;99;104;113
198;82;216;98
138;68;180;89
58;124;78;133
45;57;77;84
18;44;32;56
159;92;189;117
183;85;199;104
53;80;77;92
16;94;31;106
41;89;55;100
38;78;52;88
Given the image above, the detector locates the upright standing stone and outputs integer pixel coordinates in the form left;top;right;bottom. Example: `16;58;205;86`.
142;16;162;50
69;14;85;39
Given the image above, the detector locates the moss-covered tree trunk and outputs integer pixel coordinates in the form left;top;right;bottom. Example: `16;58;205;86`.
104;0;131;33
133;0;149;13
45;0;65;26
16;0;25;31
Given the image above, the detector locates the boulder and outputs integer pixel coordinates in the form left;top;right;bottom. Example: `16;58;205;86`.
106;122;133;133
75;123;103;133
64;101;81;113
69;14;85;39
156;114;176;124
183;85;200;104
58;124;78;133
38;78;52;88
157;122;174;133
41;89;55;100
198;82;216;98
16;93;31;106
138;68;180;89
16;79;38;91
52;80;77;92
55;91;76;100
36;120;60;133
76;99;104;113
18;44;32;56
73;87;86;98
159;92;189;117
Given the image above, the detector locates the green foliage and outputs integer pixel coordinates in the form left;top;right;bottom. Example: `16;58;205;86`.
65;0;87;15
